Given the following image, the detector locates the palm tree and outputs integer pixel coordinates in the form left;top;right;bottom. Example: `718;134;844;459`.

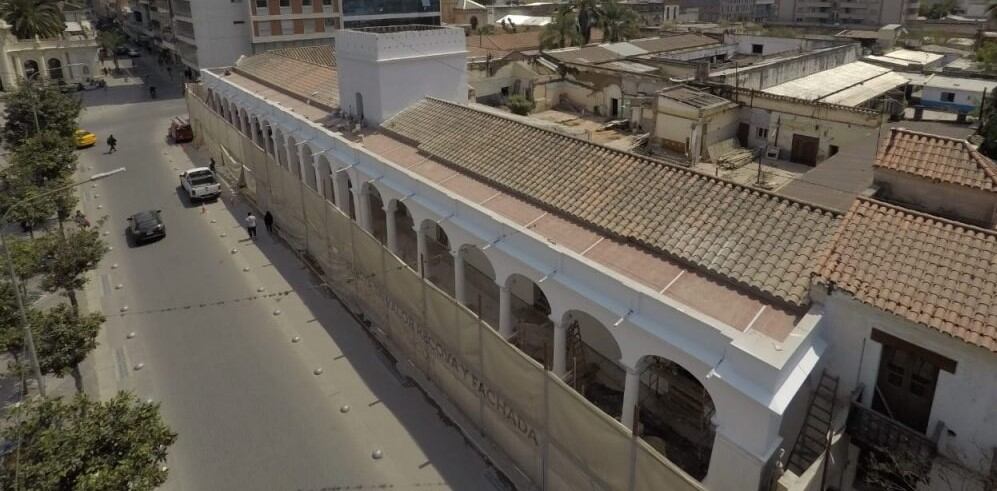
573;0;600;44
541;5;582;50
599;0;639;43
1;0;65;40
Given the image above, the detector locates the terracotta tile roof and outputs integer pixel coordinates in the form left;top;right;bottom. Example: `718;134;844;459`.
816;198;997;352
233;47;338;110
875;128;997;192
383;98;842;306
266;45;336;68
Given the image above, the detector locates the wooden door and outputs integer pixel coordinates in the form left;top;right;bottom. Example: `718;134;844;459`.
790;134;819;166
874;344;939;433
736;122;750;147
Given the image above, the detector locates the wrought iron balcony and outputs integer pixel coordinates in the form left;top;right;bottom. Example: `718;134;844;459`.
846;401;937;473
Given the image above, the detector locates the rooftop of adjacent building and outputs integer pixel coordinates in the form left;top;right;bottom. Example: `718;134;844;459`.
875;127;997;192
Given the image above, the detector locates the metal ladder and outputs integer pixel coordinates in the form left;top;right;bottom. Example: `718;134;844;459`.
787;370;839;476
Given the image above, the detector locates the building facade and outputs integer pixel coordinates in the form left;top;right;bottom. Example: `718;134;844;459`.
0;20;100;92
774;0;919;26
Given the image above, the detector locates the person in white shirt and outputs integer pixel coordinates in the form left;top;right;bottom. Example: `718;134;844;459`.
245;212;257;239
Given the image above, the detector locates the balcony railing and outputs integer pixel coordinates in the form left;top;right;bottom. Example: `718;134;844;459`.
846;401;937;473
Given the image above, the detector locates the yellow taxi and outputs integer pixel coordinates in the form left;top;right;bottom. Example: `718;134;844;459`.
74;129;97;149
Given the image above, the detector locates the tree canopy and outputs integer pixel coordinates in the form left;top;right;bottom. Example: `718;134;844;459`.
28;304;102;392
0;0;65;40
599;0;639;43
35;226;108;311
2;83;82;150
0;392;177;490
541;5;583;49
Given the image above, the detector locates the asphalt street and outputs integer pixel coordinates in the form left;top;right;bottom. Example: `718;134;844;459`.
75;56;497;491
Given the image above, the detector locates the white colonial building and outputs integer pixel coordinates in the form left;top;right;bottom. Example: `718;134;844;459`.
0;19;100;92
189;24;997;491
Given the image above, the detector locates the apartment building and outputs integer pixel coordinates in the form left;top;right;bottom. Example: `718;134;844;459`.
124;0;441;70
775;0;920;26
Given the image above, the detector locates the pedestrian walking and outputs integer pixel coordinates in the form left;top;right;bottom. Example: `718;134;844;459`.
107;134;117;153
246;212;258;239
264;211;274;234
209;157;216;173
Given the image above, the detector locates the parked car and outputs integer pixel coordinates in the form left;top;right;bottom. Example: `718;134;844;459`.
127;210;166;244
74;129;97;148
114;45;129;56
127;47;140;58
179;167;221;201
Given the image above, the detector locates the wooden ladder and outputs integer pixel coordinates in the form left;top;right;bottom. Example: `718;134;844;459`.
787;370;839;476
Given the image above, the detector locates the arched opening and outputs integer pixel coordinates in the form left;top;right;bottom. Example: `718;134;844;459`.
469;16;479;30
23;60;39;79
636;355;716;481
237;108;247;135
365;184;387;243
420;220;454;296
393;201;417;268
273;128;287;168
505;273;553;367
560;310;625;418
286;135;301;177
317;155;333;200
46;58;63;79
301;145;317;190
344;176;357;220
458;244;499;327
263;122;275;156
252;116;263;147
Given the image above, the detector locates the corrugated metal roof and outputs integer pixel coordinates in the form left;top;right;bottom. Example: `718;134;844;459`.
601;60;657;73
762;61;891;101
882;49;944;64
924;75;997;93
601;42;647;57
820;71;909;106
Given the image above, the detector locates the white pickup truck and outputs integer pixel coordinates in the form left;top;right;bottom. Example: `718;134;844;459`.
179;167;221;201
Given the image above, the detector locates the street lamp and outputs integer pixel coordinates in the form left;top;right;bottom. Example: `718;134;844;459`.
0;167;126;397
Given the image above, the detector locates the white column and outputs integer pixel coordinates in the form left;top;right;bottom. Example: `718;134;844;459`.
358;187;372;232
454;248;467;305
296;144;307;182
332;171;346;210
416;224;428;277
499;286;513;338
385;202;398;254
552;319;567;377
311;155;325;198
620;365;642;431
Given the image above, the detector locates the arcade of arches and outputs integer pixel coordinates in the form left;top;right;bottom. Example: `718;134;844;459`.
202;90;720;482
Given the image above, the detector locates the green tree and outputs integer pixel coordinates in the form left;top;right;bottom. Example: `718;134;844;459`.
976;42;997;71
541;5;582;49
978;89;997;159
599;0;639;43
9;130;78;185
507;94;535;115
0;0;65;40
35;225;107;312
0;175;57;237
574;0;600;44
0;392;177;490
27;304;102;392
97;29;125;69
2;83;83;150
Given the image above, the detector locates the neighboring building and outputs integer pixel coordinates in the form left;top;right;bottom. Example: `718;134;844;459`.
341;0;441;29
760;61;909;110
676;0;759;22
171;0;251;70
653;85;740;161
248;0;342;53
872;128;997;227
919;75;997;114
441;0;488;28
775;0;919;26
0;19;100;92
815;194;997;491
